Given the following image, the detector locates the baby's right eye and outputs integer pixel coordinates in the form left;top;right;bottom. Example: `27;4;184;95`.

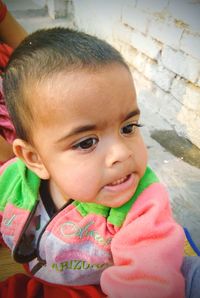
72;137;98;151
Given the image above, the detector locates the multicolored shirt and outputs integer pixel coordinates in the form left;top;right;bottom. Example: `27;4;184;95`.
0;158;185;297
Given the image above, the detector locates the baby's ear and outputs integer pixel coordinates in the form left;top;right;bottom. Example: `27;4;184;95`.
13;138;50;180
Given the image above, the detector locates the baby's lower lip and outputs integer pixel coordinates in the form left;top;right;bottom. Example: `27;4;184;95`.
104;174;134;192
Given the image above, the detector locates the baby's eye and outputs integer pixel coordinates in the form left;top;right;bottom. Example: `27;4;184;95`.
120;122;142;135
72;137;98;151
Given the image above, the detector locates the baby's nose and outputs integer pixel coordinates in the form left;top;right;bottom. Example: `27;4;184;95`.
105;139;132;168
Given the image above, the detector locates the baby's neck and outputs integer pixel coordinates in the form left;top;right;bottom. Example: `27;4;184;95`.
48;179;70;210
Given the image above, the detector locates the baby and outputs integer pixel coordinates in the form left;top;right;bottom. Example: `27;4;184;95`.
0;27;185;298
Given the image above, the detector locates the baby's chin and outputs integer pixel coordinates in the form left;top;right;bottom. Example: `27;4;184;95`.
97;190;137;209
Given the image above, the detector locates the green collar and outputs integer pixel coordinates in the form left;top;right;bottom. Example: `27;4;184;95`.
73;167;159;227
0;159;159;227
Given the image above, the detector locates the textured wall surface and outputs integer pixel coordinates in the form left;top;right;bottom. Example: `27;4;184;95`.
72;0;200;148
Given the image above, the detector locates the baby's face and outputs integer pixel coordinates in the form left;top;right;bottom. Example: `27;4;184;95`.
31;64;148;208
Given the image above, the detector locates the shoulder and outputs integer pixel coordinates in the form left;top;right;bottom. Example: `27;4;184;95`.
0;157;19;186
0;158;22;212
0;158;40;211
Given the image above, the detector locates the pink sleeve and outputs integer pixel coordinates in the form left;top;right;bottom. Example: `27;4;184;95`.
0;158;16;244
100;183;185;298
0;77;16;143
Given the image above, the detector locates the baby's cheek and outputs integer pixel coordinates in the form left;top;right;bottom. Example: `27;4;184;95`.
63;169;100;201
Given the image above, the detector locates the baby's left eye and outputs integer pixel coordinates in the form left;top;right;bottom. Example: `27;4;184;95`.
120;122;142;135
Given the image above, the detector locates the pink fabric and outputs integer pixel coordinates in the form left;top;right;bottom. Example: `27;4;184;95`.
0;77;16;143
0;156;17;173
101;183;185;298
0;43;13;70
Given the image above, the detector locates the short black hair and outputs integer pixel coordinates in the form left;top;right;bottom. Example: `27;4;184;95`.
3;27;128;142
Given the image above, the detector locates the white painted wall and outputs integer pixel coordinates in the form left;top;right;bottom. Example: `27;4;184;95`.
72;0;200;148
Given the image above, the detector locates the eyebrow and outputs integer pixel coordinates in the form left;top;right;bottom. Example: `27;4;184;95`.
56;108;140;143
123;109;140;121
56;124;97;144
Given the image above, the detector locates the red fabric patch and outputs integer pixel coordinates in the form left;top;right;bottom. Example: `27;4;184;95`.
0;273;106;298
0;1;7;23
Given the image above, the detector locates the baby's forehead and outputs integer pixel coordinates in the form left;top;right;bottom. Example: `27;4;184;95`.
26;64;138;146
28;63;135;117
30;63;130;97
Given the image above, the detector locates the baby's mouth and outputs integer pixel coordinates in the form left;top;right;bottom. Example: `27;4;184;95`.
107;175;130;186
104;174;134;195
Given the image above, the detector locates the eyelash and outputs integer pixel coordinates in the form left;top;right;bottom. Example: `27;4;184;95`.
72;137;98;151
71;122;143;152
120;122;143;135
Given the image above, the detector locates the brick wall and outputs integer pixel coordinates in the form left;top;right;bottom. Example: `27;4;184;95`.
72;0;200;148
